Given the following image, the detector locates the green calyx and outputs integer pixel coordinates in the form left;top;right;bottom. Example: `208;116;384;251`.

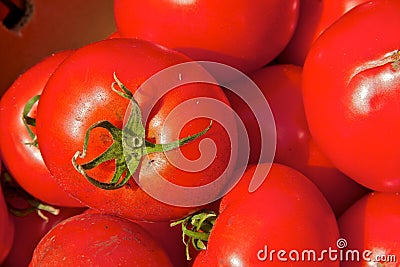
171;210;217;260
72;73;212;190
22;94;40;147
1;172;59;222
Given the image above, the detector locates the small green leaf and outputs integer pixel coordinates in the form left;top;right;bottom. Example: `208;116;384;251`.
170;210;217;261
22;94;40;147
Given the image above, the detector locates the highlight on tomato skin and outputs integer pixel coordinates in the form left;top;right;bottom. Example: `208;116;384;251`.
302;0;400;192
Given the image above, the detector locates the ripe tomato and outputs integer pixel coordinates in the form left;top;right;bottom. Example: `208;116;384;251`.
0;164;14;265
0;0;116;95
84;207;193;267
0;50;85;207
36;38;236;222
316;0;372;37
302;0;400;192
278;0;324;66
225;64;369;217
338;192;400;267
279;0;370;66
192;164;340;266
225;65;308;165
136;221;194;267
113;0;299;74
30;213;174;266
2;206;85;267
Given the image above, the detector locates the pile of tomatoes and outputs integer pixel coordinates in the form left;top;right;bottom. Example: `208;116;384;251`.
1;0;400;266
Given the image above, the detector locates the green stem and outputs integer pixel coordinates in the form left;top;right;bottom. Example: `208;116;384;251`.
22;94;40;147
1;172;60;221
171;210;217;260
72;73;212;190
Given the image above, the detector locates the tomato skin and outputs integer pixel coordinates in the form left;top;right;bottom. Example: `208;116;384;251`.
114;0;299;74
279;0;370;66
278;0;324;66
194;164;340;267
225;64;369;217
137;220;196;267
225;65;307;167
316;0;372;37
36;38;235;222
0;50;85;207
0;169;14;265
297;140;370;217
338;192;400;267
84;207;192;267
2;206;85;267
30;212;174;266
302;0;400;192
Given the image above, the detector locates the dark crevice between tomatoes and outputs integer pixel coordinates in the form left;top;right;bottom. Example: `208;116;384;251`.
71;73;213;190
1;171;60;222
171;209;217;260
0;0;33;32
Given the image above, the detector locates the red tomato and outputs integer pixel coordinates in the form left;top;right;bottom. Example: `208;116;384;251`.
2;206;85;267
0;0;116;95
225;65;307;165
0;165;14;265
299;140;370;217
36;38;236;222
30;213;174;266
113;0;300;74
225;64;369;217
316;0;372;38
302;0;400;192
278;0;324;66
136;221;194;267
193;164;340;266
84;207;193;267
338;192;400;267
0;50;85;207
279;0;370;66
